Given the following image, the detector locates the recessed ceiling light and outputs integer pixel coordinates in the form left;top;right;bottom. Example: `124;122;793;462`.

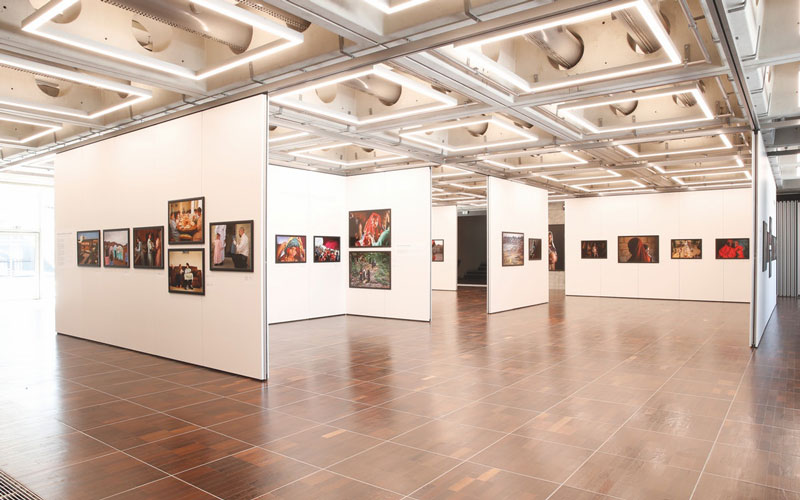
618;135;733;158
400;116;537;152
672;170;751;185
359;0;430;13
289;142;407;167
483;151;587;170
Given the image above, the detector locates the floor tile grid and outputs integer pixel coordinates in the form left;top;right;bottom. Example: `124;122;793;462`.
543;324;753;500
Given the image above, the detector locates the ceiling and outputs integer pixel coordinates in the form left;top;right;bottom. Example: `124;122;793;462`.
0;0;798;203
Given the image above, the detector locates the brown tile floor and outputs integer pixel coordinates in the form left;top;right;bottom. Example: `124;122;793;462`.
1;291;798;499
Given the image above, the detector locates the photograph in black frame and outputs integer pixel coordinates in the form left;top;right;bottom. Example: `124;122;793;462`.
581;240;608;259
167;248;205;295
528;238;542;260
210;220;254;272
314;236;341;263
501;232;524;266
168;196;205;245
275;235;307;263
670;239;702;260
349;251;391;289
432;239;444;262
715;238;749;259
617;235;659;263
133;226;164;269
103;228;130;268
548;224;565;271
77;230;100;267
762;221;768;272
349;209;391;248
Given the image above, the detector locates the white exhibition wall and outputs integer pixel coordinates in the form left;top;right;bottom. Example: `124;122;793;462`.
753;131;777;346
267;166;347;324
432;205;458;291
55;96;267;379
487;177;549;313
565;189;752;303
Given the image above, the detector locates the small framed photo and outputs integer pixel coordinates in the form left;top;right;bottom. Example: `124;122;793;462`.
528;238;542;260
432;239;444;262
210;220;254;272
502;232;524;266
77;230;101;267
103;228;130;268
313;236;341;263
168;248;205;295
133;226;164;269
275;235;307;263
168;197;205;245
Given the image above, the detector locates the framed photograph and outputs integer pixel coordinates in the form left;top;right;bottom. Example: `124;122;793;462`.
168;248;204;295
210;220;254;272
133;226;164;269
548;224;564;271
76;230;101;267
275;235;307;263
501;232;524;266
432;239;444;262
528;238;542;260
618;235;659;263
103;228;130;268
168;197;205;245
349;251;391;289
670;239;702;260
349;209;391;248
581;240;608;259
314;236;341;263
762;221;768;271
715;238;749;259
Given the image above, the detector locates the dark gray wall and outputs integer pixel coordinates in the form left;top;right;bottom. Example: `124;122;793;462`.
457;214;486;282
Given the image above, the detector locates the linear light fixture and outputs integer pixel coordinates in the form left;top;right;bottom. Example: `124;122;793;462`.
400;116;537;153
449;0;680;94
0;53;151;120
651;157;745;174
269;131;310;144
359;0;430;13
444;182;485;189
618;135;733;158
289;142;407;167
22;0;303;81
598;188;656;195
569;179;646;192
540;169;622;183
483;151;587;170
0;114;61;144
432;168;473;179
672;170;751;185
558;85;714;134
271;64;456;126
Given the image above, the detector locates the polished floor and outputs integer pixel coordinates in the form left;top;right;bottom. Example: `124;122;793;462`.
0;291;798;499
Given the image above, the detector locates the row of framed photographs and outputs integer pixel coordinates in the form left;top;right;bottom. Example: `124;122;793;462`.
76;220;254;272
277;236;341;263
578;237;751;263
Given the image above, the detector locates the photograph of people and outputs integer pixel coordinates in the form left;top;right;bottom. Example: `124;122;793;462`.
618;236;659;263
314;236;341;263
548;231;558;270
168;249;204;294
133;226;163;269
77;231;100;267
716;238;748;259
209;221;254;271
103;229;129;268
275;235;307;263
349;209;391;247
168;197;205;244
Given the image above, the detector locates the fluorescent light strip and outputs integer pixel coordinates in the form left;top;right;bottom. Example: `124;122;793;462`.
451;0;680;94
360;0;430;13
559;87;713;134
0;116;61;144
483;151;587;170
569;179;645;192
271;64;456;126
22;0;302;81
400;117;537;153
652;162;745;174
445;182;485;189
290;143;407;167
269;132;309;144
598;188;656;195
672;170;750;185
541;169;622;183
618;135;733;158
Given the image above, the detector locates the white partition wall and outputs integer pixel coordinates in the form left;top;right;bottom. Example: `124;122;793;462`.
432;205;458;291
565;189;752;303
55;96;267;379
753;131;777;345
347;168;431;321
487;177;549;313
267;165;347;324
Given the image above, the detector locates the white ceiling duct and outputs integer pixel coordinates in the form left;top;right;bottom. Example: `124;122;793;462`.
466;121;489;137
341;76;402;106
523;27;584;70
619;3;670;55
610;99;638;115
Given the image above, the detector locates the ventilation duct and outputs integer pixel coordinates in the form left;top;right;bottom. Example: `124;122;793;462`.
341;76;402;106
610;100;638;115
466;121;489;137
523;27;583;70
619;3;670;55
102;0;254;53
237;0;310;32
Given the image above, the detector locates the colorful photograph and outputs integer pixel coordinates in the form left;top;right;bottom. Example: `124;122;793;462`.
581;240;607;259
168;248;204;295
314;236;341;263
133;226;163;269
716;238;749;259
671;239;702;260
618;235;660;263
548;224;565;271
103;229;130;268
349;251;391;289
168;197;204;244
210;220;253;272
349;209;391;248
77;230;100;267
275;235;307;263
432;239;444;262
502;232;524;266
528;238;542;260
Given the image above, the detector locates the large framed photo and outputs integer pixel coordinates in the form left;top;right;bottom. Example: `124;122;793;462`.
133;226;164;269
715;238;749;259
103;228;130;268
76;230;100;267
275;235;307;263
671;239;702;260
314;236;341;263
349;209;391;248
501;232;524;266
210;220;254;272
432;239;444;262
581;240;607;259
618;235;659;263
349;251;391;289
168;248;204;295
528;238;542;260
168;197;205;245
548;224;564;271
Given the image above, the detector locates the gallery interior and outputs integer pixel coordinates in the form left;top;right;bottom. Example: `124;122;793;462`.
1;0;800;498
